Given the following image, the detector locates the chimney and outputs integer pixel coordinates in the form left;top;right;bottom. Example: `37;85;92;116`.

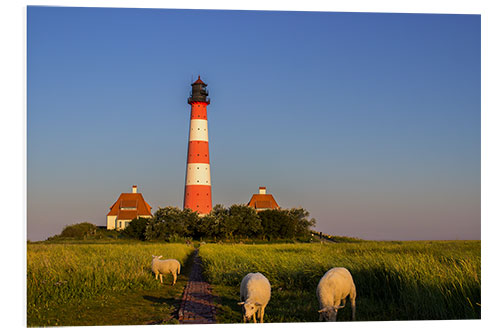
132;185;137;194
259;186;266;195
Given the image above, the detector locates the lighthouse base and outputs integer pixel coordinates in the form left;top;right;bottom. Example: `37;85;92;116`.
184;185;212;214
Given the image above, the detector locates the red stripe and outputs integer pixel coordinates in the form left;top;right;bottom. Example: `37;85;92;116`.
184;185;212;214
187;141;210;163
190;104;207;120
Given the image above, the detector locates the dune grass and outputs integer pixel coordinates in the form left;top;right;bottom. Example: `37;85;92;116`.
199;241;480;322
27;240;480;325
27;242;194;326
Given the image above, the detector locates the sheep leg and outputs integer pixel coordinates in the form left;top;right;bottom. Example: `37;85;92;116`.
172;272;177;285
259;306;265;323
159;274;163;284
155;272;158;280
333;299;341;322
350;293;356;321
252;312;257;323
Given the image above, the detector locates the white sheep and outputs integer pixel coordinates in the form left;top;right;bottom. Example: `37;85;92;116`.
151;255;181;285
316;267;356;321
238;272;271;323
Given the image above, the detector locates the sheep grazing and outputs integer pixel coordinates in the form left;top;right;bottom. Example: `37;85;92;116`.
316;267;356;321
151;255;181;285
238;272;271;323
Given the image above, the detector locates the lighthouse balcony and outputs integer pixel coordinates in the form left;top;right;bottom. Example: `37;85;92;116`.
188;97;211;104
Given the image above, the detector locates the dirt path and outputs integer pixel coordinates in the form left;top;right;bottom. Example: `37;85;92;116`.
178;249;217;324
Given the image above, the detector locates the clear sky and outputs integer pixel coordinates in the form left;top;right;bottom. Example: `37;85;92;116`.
27;6;480;241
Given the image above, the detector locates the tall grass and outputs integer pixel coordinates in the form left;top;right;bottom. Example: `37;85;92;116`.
27;243;194;322
199;241;480;320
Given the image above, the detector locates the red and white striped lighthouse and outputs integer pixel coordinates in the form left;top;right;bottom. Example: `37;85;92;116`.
183;76;212;214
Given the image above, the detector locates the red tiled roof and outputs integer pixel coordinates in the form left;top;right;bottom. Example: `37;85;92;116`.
107;193;152;217
116;210;140;221
120;200;137;208
255;201;272;209
247;194;280;210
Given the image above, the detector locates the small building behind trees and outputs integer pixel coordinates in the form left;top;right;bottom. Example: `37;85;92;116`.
106;185;153;230
247;186;280;211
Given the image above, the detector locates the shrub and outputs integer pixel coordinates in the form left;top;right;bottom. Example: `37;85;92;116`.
144;207;199;241
123;204;316;241
259;209;292;239
122;217;150;240
59;222;97;239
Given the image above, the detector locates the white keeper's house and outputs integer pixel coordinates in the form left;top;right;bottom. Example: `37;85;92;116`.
106;185;153;230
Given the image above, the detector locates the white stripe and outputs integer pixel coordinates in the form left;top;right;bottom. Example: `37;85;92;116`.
185;163;211;185
189;119;209;142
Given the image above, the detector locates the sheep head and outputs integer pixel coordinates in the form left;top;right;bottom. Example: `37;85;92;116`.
318;305;344;321
151;255;163;260
238;301;261;319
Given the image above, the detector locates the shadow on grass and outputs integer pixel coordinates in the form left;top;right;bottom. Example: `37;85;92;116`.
143;295;176;304
213;292;242;324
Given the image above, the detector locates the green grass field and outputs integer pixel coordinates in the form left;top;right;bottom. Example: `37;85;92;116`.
27;242;194;327
199;241;480;322
27;240;480;326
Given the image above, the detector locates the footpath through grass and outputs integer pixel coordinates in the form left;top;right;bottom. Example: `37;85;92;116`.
199;241;480;322
27;242;195;327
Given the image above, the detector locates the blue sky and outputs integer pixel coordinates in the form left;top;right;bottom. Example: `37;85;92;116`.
27;7;480;241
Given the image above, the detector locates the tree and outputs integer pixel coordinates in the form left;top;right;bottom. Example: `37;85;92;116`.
144;218;169;241
139;204;316;241
258;208;315;239
258;210;288;239
217;205;239;239
197;214;217;239
144;206;199;241
122;217;150;240
208;204;229;240
228;204;262;238
287;208;316;237
183;208;203;238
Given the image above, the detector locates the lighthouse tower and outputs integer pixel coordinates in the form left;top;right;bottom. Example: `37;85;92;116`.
183;76;212;214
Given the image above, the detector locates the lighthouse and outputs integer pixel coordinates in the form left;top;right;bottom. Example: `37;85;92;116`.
183;76;212;214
